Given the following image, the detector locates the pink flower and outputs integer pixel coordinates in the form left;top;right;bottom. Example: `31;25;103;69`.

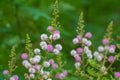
46;44;53;51
54;30;60;34
52;63;58;69
13;75;19;80
47;26;53;31
62;70;68;76
75;55;81;62
32;65;39;69
55;73;60;78
76;48;83;54
3;70;9;75
108;56;115;62
76;35;82;40
114;72;120;78
49;59;55;64
110;45;116;49
21;53;28;59
102;38;109;45
85;32;92;38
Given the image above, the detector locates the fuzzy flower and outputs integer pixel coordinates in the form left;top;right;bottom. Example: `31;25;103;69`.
53;49;59;55
34;48;40;54
54;30;60;34
55;44;62;51
70;50;77;56
12;75;19;80
102;38;109;45
74;62;81;68
76;35;82;40
53;34;60;40
52;63;58;69
114;72;120;78
43;61;50;67
62;70;68;76
46;44;53;51
108;56;115;62
3;70;9;75
41;34;48;41
30;74;35;79
85;32;92;38
55;73;60;79
49;59;55;64
73;38;79;44
47;26;53;31
29;68;36;74
21;53;28;60
74;55;81;62
76;48;83;54
98;46;105;52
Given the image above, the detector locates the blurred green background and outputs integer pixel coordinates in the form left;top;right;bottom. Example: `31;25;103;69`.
0;0;120;79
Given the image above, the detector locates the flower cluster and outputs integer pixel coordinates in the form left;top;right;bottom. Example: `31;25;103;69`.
71;32;92;68
55;70;68;79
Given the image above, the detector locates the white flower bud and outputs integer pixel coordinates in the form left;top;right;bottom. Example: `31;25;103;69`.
96;54;103;61
70;50;77;56
87;53;93;59
34;55;41;61
98;46;105;52
73;38;79;44
100;66;106;72
86;40;92;46
53;49;59;55
84;46;89;52
53;34;60;40
75;62;81;68
47;78;52;80
41;34;48;40
34;48;40;54
109;48;115;53
40;41;47;47
82;38;88;44
29;68;36;73
30;74;35;79
49;35;53;40
55;44;62;50
22;60;29;65
10;77;15;80
43;61;50;67
93;51;99;57
24;63;32;68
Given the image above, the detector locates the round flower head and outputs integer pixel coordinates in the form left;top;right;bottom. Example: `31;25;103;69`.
74;55;81;62
21;53;28;60
43;61;50;67
108;56;115;62
3;70;9;75
47;78;52;80
29;68;36;74
30;74;35;79
55;44;62;51
49;59;55;64
10;77;15;80
76;35;82;40
114;72;120;78
52;63;58;69
12;75;19;80
55;73;60;79
40;34;48;41
110;45;116;49
47;26;53;31
73;38;79;44
70;50;77;56
54;30;60;34
34;48;40;54
76;48;83;54
53;49;59;55
102;38;109;45
62;70;68;76
98;46;105;52
85;32;92;38
46;44;53;51
74;62;81;68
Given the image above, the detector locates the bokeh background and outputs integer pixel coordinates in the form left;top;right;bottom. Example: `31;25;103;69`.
0;0;120;79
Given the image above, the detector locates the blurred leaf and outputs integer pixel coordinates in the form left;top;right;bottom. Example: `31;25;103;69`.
20;6;51;20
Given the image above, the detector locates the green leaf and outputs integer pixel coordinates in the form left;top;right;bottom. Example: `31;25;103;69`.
87;67;102;77
87;59;100;68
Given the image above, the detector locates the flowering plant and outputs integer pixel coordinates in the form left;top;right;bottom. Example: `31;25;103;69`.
2;0;120;80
